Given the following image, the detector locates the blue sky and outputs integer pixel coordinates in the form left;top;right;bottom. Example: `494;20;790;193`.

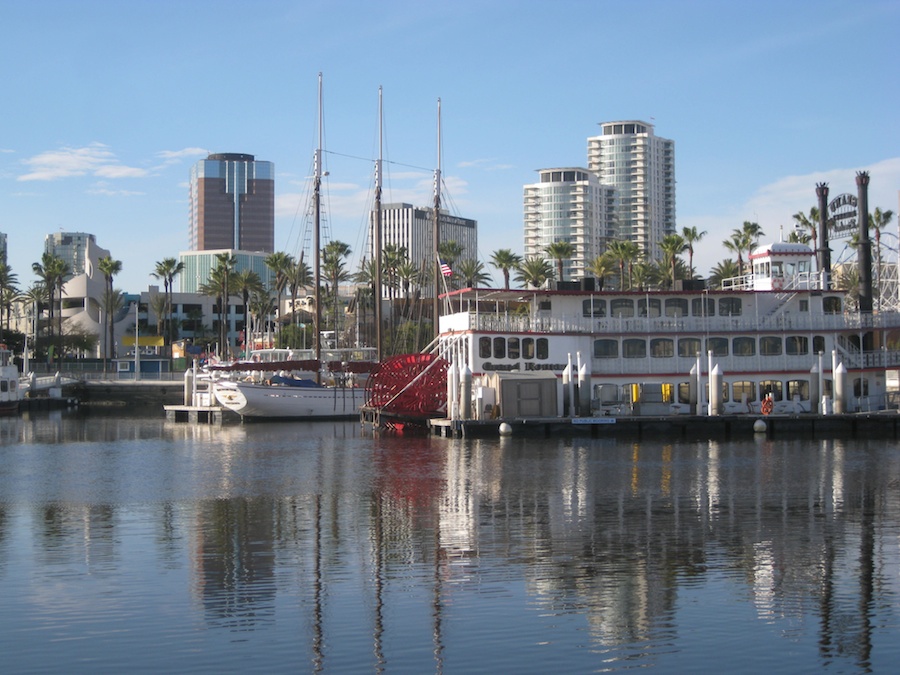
2;0;898;292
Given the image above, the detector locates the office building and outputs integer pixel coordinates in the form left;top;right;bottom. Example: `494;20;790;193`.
189;153;274;252
523;168;617;282
587;120;675;260
178;250;273;294
371;203;477;297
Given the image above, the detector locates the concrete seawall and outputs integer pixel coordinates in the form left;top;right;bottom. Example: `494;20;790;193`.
74;381;185;411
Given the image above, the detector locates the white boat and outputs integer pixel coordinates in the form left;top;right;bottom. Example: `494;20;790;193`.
369;241;900;421
213;74;381;420
0;344;21;415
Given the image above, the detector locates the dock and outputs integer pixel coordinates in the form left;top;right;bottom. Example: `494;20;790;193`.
163;404;227;424
428;412;900;440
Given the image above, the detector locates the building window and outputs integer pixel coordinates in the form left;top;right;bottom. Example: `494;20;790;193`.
611;299;634;317
719;297;742;316
760;336;782;356
786;336;808;355
523;338;535;359
493;337;506;359
706;337;728;356
650;338;674;358
623;338;646;358
507;338;520;359
582;298;606;317
733;380;756;403
732;337;755;356
813;335;825;353
788;380;809;401
593;339;618;358
823;297;842;314
536;338;549;360
479;337;491;358
638;298;661;317
665;298;688;317
760;380;783;401
678;337;701;357
692;297;715;317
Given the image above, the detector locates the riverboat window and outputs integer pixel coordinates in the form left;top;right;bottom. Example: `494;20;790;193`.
507;338;520;359
760;380;783;401
0;381;6;393
623;338;646;358
853;378;869;398
706;337;728;356
732;337;755;357
788;380;809;401
786;336;808;355
536;338;549;359
493;337;506;359
650;338;674;358
594;383;620;404
705;381;730;402
678;337;701;357
719;297;742;316
760;336;782;356
582;298;606;317
813;335;825;353
678;382;691;404
823;297;842;314
611;299;634;317
733;380;756;403
624;383;639;404
665;298;688;317
638;298;661;317
799;299;809;312
691;297;715;317
479;337;492;358
593;339;618;358
661;382;674;403
522;338;535;359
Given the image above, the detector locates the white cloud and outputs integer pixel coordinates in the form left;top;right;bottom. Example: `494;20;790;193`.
156;147;208;167
17;143;148;182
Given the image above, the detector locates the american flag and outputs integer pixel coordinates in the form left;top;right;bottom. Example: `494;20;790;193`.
440;260;452;277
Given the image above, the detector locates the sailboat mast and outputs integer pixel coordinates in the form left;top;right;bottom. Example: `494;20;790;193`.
313;73;323;372
432;97;442;339
374;87;383;361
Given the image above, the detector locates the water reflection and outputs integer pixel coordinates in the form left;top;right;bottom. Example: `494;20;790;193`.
0;414;899;672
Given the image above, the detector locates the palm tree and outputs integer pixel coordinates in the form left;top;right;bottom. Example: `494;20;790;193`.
490;249;522;290
792;208;819;270
151;257;184;354
264;251;294;333
455;259;491;289
98;256;122;362
708;259;741;289
871;207;895;308
202;252;237;358
659;233;687;289
544;241;575;283
32;252;70;357
514;256;554;289
395;259;420;318
681;226;706;279
233;269;265;352
0;263;19;337
322;240;351;347
589;253;616;291
606;240;641;290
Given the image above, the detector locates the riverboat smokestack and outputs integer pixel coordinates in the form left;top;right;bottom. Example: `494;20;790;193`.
816;182;830;287
856;171;873;313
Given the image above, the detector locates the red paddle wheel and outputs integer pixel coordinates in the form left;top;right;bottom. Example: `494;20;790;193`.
366;353;448;417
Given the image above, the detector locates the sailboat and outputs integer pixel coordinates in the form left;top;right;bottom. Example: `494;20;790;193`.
213;74;379;420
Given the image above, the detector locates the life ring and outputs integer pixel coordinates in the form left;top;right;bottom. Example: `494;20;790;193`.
761;397;774;415
772;277;783;291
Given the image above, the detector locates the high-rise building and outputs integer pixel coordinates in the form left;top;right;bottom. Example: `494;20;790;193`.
0;232;7;264
523;168;617;282
370;203;477;297
44;232;99;275
189;153;274;252
587;120;675;260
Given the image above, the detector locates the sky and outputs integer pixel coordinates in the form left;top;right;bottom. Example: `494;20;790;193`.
2;0;899;293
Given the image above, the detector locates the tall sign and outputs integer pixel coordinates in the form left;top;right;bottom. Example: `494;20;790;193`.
827;192;859;239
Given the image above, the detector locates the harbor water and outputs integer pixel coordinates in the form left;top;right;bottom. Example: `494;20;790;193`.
2;410;900;673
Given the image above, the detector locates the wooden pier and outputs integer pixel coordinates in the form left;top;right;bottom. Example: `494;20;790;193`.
163;404;227;424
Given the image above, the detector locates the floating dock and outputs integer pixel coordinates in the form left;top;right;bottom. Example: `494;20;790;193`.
428;412;900;440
